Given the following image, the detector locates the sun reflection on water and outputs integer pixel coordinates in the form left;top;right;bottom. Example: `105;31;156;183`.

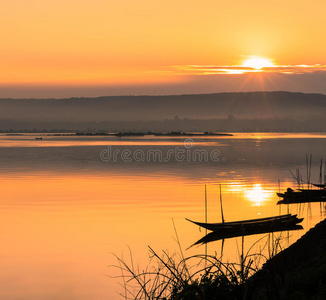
245;183;272;207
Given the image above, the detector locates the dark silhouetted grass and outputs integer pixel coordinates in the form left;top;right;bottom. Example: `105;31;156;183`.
111;233;287;300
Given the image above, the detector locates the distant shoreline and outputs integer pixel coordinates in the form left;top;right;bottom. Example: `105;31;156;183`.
3;131;233;137
77;131;233;137
4;131;326;135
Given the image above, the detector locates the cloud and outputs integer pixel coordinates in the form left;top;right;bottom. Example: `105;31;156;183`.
2;68;326;98
173;64;326;75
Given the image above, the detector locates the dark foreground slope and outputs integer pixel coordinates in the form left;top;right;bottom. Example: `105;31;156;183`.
247;218;326;299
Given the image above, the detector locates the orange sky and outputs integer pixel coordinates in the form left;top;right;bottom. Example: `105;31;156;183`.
1;0;326;96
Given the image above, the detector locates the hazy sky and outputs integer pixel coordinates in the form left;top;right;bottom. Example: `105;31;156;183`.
1;0;326;98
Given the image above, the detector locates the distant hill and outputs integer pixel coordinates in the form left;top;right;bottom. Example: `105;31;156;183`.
1;91;326;123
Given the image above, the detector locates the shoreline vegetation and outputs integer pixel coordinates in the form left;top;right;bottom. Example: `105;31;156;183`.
1;118;326;133
4;131;233;137
114;219;326;300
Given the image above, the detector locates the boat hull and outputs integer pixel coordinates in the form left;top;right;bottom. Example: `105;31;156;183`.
193;224;303;245
187;214;304;246
186;214;299;232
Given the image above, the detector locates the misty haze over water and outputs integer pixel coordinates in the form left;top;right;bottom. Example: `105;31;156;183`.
1;91;326;132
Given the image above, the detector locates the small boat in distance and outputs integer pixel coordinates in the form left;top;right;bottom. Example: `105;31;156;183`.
312;183;326;189
277;188;326;204
35;137;43;140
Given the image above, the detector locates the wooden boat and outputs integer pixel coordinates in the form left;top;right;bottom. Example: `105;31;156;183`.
192;224;303;246
277;188;326;204
312;183;326;189
186;214;299;232
187;214;303;246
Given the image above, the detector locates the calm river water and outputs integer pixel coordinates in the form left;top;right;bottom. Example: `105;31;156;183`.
1;133;326;299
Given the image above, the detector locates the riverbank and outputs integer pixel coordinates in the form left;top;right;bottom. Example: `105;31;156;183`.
247;218;326;299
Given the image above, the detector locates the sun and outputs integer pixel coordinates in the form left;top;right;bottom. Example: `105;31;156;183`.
242;56;275;70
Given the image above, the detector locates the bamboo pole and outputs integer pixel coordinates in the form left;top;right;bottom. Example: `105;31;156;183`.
278;179;281;215
219;184;225;258
220;184;225;224
205;185;207;263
